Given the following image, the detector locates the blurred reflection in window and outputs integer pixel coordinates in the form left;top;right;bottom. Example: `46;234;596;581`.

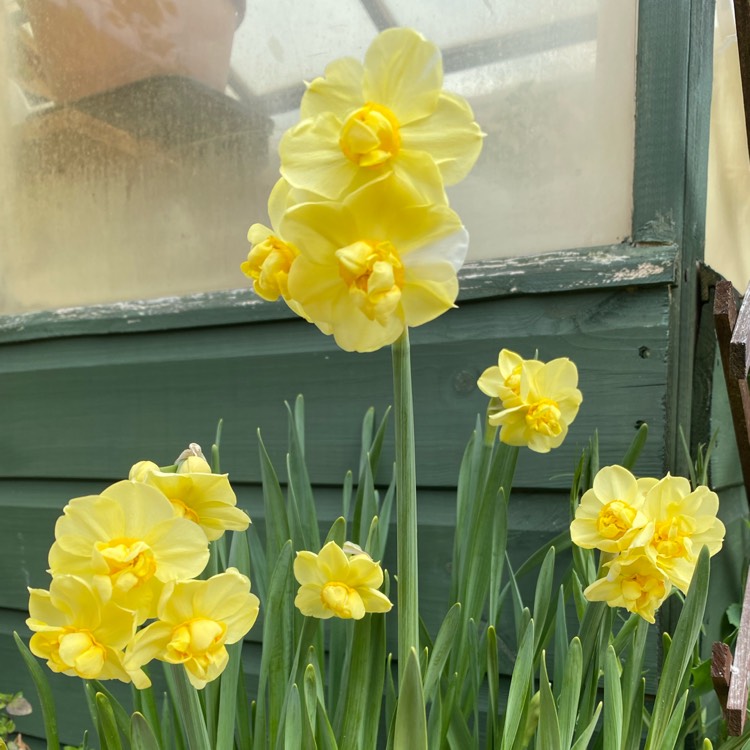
1;0;636;314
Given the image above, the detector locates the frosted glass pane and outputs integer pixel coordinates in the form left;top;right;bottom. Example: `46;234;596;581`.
0;0;636;315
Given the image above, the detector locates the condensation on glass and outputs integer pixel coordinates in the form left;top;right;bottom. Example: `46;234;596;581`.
0;0;637;315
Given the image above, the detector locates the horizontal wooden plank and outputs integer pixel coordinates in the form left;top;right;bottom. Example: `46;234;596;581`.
0;286;671;490
0;245;678;344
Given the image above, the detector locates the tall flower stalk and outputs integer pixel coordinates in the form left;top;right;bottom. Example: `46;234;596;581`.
391;329;419;680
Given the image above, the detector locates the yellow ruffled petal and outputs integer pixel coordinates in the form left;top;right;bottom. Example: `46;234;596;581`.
104;481;179;537
279;113;360;199
591;465;641;507
401;262;458;328
347;556;384;589
301;56;365;120
54;496;124;557
294;551;327;586
357;587;393;614
401;92;484;185
295;584;332;619
247;223;273;246
28;589;66;628
125;620;174;670
477;367;504;398
362;28;442;125
280;201;357;266
146;517;210;581
317;541;351;582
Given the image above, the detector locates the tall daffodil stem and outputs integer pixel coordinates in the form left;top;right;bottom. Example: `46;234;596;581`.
392;329;419;687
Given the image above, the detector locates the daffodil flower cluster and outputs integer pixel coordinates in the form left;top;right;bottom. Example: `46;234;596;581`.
478;349;583;453
293;541;392;620
241;27;484;353
27;445;259;690
570;465;725;623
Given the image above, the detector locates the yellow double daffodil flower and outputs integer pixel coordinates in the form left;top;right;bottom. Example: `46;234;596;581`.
293;541;392;620
571;465;726;622
478;349;583;453
27;574;148;686
130;454;250;542
279;28;483;202
48;481;209;623
125;568;260;690
282;176;468;352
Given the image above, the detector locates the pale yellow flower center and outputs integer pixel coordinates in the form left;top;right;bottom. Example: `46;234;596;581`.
96;538;157;592
320;581;358;618
653;517;693;559
620;572;666;604
336;239;404;324
339;102;401;167
167;618;227;668
596;500;637;540
169;497;201;525
525;398;562;437
50;629;106;678
241;236;297;301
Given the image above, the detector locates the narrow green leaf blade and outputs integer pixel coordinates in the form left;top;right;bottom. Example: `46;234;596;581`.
283;684;302;750
603;645;623;750
130;712;161;750
538;654;561;750
95;692;123;750
423;603;462;702
558;637;583;749
645;547;710;750
394;648;427;750
13;631;60;750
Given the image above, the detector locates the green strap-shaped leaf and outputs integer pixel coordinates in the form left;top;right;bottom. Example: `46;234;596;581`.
257;430;291;564
603;645;623;750
422;603;461;703
501;618;534;750
621;422;649;470
552;586;569;700
558;637;583;749
619;616;648;750
324;517;347;546
645;547;710;750
95;691;123;750
394;648;427;750
286;398;319;551
283;684;302;750
488;487;509;628
13;632;60;750
302;665;317;740
486;626;499;747
228;527;253;579
234;671;253;750
336;615;372;746
538;653;561;750
361;612;387;750
658;690;689;750
88;681;131;740
254;541;294;750
570;702;603;750
130;712;161;750
163;663;212;750
130;674;162;747
377;469;396;563
215;639;243;750
532;547;556;656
